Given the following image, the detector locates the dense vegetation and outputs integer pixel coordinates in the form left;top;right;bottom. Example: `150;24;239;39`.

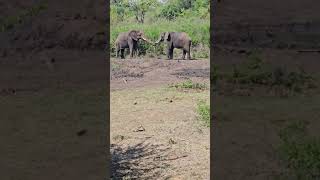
0;2;48;32
278;120;320;179
110;0;210;58
211;51;317;97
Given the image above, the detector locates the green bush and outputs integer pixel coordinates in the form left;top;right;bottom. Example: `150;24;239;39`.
110;17;209;57
110;0;210;58
221;52;317;92
0;2;47;32
278;120;320;179
197;100;210;127
169;79;207;90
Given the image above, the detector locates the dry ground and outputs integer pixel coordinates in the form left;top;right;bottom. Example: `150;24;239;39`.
110;58;210;179
0;49;107;180
212;48;320;179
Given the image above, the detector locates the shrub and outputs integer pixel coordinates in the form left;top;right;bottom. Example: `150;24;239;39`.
278;120;320;179
169;79;207;90
110;17;209;57
220;52;317;93
197;100;210;127
0;2;47;32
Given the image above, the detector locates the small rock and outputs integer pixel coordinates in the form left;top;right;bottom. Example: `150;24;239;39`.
77;129;87;136
113;135;125;141
134;102;137;105
169;138;177;144
133;125;145;132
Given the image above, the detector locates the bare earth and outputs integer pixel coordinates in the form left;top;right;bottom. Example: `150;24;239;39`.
110;58;210;179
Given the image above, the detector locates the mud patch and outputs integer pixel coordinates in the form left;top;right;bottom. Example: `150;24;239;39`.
171;68;210;78
111;68;144;79
111;142;171;179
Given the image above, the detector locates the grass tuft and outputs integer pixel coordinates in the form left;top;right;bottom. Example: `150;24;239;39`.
0;2;48;32
196;100;210;127
169;79;207;90
278;120;320;179
212;52;317;96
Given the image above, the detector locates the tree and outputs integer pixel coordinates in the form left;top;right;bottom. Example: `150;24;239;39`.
125;0;158;23
111;0;129;23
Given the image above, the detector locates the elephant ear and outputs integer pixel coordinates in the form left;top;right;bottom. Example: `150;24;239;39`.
129;30;138;41
164;32;171;41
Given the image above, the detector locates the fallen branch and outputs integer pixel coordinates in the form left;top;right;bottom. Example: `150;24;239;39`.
122;78;127;84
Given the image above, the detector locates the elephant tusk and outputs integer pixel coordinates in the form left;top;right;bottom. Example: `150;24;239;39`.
142;37;153;43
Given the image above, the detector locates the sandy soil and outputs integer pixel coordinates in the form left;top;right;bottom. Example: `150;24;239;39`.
110;58;210;179
212;49;320;179
110;58;210;90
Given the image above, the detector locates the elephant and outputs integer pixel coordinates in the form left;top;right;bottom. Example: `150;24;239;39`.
155;32;192;60
115;30;153;59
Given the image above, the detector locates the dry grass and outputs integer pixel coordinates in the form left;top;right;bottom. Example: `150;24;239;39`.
111;86;210;179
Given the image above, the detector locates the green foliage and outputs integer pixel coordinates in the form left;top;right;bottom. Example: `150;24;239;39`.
110;17;209;56
197;100;210;127
278;120;320;179
110;3;128;23
211;65;219;85
169;79;207;90
223;52;317;92
110;0;209;58
158;0;181;20
0;2;48;32
126;0;159;23
158;0;209;20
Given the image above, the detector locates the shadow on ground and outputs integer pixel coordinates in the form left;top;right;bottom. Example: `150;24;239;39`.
111;141;172;179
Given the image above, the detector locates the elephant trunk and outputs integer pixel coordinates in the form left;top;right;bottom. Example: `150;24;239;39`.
141;36;153;44
155;38;162;44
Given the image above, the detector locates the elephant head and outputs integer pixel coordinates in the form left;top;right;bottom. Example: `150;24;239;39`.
128;30;153;43
155;32;171;44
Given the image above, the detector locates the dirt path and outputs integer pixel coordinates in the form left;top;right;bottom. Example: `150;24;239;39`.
110;58;210;179
110;58;210;91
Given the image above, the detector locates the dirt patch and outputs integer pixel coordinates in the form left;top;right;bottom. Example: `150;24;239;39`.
112;68;144;79
110;57;210;180
171;68;210;78
111;87;210;179
212;49;320;179
110;58;210;91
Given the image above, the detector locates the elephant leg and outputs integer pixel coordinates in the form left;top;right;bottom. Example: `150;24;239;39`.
187;42;191;60
134;46;139;57
129;43;134;58
187;50;191;60
166;48;170;59
116;48;120;58
170;48;174;59
120;49;125;59
182;50;186;60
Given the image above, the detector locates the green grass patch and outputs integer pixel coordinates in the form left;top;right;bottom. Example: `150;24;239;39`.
0;2;48;32
212;51;318;96
169;79;207;90
110;16;209;58
197;100;210;127
278;120;320;179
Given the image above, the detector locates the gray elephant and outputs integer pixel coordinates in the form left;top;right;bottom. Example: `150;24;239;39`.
115;30;153;59
155;32;192;60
